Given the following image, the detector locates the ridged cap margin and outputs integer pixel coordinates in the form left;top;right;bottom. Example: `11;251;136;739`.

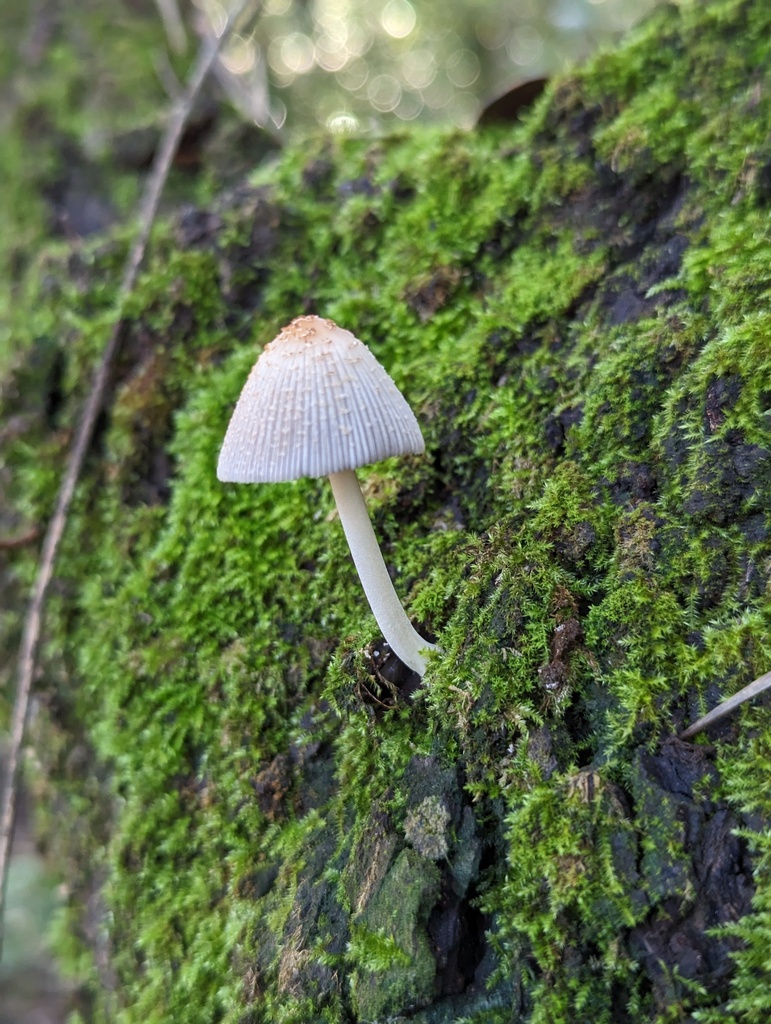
217;315;426;483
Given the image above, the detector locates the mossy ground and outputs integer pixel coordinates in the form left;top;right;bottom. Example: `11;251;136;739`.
2;0;771;1021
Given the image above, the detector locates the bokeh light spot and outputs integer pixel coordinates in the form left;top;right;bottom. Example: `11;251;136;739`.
221;36;257;75
448;91;479;128
368;73;402;112
271;97;288;129
395;90;424;121
337;56;369;92
316;34;350;72
196;0;227;37
446;48;481;89
346;23;373;57
327;111;359;133
507;25;544;67
281;32;316;74
313;1;348;46
552;0;589;31
422;73;452;110
400;48;436;90
267;36;288;74
381;0;417;40
475;17;506;51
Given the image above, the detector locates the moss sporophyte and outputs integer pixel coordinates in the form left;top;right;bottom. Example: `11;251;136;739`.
217;315;437;676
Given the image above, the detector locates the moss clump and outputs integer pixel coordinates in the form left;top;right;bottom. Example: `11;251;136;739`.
491;771;641;1022
3;0;771;1021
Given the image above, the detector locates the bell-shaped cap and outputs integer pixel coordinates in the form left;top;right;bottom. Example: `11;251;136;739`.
217;316;426;483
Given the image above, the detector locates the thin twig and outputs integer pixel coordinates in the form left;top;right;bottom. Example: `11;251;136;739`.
0;0;261;959
153;49;184;104
680;669;771;740
154;0;188;55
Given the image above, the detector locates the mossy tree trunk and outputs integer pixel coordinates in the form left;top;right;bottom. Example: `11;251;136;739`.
2;1;771;1022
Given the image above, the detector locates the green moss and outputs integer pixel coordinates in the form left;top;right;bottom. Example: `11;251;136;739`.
3;0;771;1021
681;729;771;1024
489;771;642;1022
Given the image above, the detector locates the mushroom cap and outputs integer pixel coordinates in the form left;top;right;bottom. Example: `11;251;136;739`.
217;315;426;483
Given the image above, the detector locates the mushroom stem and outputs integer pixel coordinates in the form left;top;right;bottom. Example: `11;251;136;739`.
328;470;437;676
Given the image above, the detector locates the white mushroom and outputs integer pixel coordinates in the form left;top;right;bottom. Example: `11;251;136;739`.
217;315;437;676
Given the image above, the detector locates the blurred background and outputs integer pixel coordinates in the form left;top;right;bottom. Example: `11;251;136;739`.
2;0;663;137
1;0;660;1019
200;0;660;131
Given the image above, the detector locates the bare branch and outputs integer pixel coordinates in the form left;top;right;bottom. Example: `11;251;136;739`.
155;0;188;55
0;0;262;959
